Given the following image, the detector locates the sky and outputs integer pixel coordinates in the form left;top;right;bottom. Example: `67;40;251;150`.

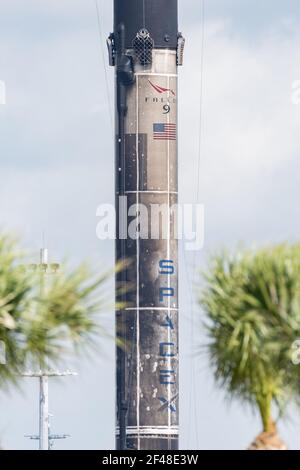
1;0;300;450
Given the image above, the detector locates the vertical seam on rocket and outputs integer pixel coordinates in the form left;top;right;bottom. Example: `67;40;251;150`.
167;72;171;450
136;74;141;451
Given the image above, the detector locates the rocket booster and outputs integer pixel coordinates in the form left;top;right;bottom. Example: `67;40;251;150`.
108;0;184;450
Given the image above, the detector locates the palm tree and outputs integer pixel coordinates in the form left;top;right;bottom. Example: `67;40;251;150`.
0;233;112;388
200;244;300;450
0;234;32;388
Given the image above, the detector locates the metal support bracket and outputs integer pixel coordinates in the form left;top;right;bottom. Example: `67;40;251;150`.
107;33;116;66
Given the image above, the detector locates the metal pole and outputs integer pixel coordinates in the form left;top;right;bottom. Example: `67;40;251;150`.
39;248;49;450
108;0;184;450
24;252;74;450
39;375;49;450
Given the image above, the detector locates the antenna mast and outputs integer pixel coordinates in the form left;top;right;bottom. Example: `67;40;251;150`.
23;248;77;450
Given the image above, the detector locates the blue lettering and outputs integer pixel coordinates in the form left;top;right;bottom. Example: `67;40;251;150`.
159;370;175;385
162;315;174;330
159;287;174;302
159;259;175;275
158;397;177;413
160;342;175;357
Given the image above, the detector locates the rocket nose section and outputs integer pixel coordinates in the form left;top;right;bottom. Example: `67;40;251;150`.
114;0;178;51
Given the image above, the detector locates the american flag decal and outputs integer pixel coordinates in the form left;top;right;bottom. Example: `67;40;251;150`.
153;123;177;141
